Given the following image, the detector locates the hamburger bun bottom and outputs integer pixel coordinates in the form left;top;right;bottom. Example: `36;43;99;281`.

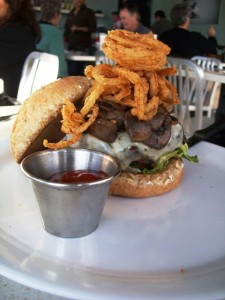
109;158;184;198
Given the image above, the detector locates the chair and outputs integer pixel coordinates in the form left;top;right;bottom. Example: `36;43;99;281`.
191;56;223;71
191;56;223;118
0;78;4;94
95;51;115;66
167;57;206;137
17;51;59;103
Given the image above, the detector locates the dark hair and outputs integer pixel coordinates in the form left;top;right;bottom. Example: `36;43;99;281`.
120;3;140;20
154;10;166;18
5;0;41;42
170;3;189;27
40;0;61;21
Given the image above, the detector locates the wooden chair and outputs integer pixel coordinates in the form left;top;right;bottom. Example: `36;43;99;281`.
17;51;59;103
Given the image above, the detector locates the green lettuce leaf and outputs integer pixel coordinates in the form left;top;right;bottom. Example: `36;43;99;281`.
142;143;198;174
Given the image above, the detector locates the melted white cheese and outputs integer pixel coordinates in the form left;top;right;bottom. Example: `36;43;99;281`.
72;123;183;171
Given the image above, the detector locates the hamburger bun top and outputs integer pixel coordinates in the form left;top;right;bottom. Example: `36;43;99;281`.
11;76;91;163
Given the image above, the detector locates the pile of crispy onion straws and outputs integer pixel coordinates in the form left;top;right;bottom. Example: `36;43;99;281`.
44;30;179;149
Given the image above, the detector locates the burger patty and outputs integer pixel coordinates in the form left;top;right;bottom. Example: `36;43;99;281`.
75;101;184;171
87;101;173;150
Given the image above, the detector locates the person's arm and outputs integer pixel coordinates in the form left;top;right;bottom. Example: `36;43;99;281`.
190;31;218;56
64;22;70;43
87;10;97;33
208;26;216;40
64;10;74;41
207;25;218;48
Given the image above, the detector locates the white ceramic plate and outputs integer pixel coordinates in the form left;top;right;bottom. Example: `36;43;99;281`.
0;139;225;300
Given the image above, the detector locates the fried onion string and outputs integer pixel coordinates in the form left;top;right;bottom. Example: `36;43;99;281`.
43;29;180;150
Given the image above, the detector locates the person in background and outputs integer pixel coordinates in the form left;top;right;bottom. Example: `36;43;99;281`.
158;3;217;59
111;11;122;30
64;0;96;76
119;0;150;28
36;0;68;78
0;0;40;98
151;10;174;36
119;3;151;34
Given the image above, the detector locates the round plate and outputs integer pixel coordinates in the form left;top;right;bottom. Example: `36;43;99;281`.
0;139;225;300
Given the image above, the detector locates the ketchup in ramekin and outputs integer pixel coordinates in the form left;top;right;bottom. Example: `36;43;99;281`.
49;170;107;183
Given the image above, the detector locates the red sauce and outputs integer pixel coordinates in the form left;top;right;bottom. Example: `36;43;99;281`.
49;170;108;183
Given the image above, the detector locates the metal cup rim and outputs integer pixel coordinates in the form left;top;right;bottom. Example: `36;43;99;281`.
21;148;121;189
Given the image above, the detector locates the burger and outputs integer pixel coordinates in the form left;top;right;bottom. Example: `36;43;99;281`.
11;30;198;198
10;77;197;198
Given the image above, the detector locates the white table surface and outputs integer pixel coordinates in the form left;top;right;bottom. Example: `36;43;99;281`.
0;110;72;299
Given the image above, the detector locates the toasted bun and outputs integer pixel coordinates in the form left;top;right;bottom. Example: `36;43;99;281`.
109;158;184;198
11;76;91;163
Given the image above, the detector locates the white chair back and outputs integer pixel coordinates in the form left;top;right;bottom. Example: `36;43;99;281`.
0;78;4;94
191;56;223;71
191;56;223;118
167;57;205;137
17;51;59;103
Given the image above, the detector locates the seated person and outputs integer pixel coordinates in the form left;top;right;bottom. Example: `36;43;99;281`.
36;0;68;78
159;3;217;59
151;10;174;36
119;3;151;34
0;0;40;98
119;0;150;28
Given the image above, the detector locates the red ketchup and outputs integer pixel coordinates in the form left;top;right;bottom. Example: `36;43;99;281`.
49;170;107;183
